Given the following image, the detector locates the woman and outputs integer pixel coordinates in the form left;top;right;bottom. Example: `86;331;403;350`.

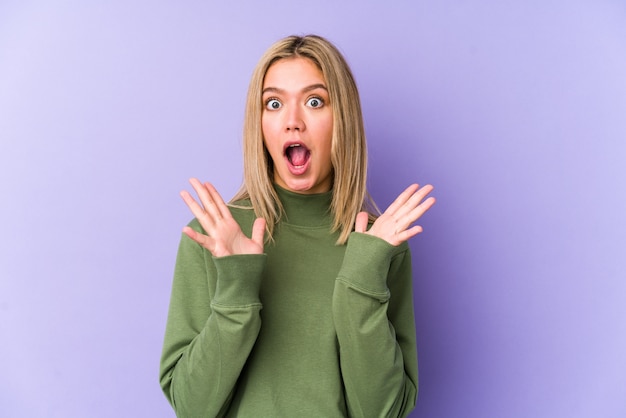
160;34;435;417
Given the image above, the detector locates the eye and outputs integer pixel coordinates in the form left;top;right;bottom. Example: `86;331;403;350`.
265;98;282;110
306;97;324;109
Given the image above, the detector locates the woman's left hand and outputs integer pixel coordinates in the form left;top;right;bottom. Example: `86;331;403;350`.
354;184;436;246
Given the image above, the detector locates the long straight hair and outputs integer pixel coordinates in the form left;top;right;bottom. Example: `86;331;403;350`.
231;35;378;244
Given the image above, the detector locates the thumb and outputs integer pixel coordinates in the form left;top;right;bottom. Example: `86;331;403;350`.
251;218;267;247
354;212;369;233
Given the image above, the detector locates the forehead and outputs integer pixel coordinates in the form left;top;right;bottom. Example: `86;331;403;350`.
263;57;326;89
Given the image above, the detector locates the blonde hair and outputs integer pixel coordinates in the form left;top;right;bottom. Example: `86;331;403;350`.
231;34;378;244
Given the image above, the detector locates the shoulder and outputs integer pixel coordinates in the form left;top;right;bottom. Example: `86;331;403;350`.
228;198;257;234
228;198;254;217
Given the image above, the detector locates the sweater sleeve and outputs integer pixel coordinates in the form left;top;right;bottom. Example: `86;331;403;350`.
332;232;418;418
159;220;266;417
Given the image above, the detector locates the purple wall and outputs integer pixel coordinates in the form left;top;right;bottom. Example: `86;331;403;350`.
1;1;625;417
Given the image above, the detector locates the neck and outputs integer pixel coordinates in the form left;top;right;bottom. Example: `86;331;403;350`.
274;184;333;227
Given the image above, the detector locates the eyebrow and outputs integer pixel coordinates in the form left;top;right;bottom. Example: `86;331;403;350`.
262;83;328;95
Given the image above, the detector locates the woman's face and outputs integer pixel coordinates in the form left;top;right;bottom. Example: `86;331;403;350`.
261;57;334;194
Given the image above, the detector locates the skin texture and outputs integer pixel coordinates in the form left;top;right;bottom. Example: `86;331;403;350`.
355;183;436;246
180;179;266;257
261;57;334;195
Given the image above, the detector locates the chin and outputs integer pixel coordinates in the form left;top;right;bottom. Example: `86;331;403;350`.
286;181;316;193
279;177;327;194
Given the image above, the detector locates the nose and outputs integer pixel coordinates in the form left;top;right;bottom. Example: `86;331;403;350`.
285;103;305;132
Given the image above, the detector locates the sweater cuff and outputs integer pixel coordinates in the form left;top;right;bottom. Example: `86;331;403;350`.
337;233;399;298
212;254;266;305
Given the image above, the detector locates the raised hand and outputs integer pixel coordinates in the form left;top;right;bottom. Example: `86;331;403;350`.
180;178;266;257
355;184;435;246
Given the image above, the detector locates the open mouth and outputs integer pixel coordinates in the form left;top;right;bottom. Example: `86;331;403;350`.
284;143;311;168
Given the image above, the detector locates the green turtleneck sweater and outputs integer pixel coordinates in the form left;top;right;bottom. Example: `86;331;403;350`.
160;186;418;417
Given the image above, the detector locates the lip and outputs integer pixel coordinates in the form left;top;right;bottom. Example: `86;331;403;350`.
282;140;308;154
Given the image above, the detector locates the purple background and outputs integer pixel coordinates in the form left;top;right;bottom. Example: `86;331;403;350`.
1;1;625;417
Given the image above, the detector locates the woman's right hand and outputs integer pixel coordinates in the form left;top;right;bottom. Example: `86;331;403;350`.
180;178;266;257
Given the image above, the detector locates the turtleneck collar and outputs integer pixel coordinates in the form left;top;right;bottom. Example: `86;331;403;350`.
274;184;333;227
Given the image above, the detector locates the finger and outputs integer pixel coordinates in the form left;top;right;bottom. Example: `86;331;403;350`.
393;184;434;218
412;184;435;207
404;196;436;226
204;182;232;220
385;184;420;215
182;226;215;251
400;224;424;242
189;178;222;221
180;190;212;224
251;218;266;247
385;223;425;246
390;185;435;229
354;211;369;233
410;184;434;205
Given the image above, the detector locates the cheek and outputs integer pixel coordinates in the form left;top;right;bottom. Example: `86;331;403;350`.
261;119;274;149
262;115;280;142
322;116;334;156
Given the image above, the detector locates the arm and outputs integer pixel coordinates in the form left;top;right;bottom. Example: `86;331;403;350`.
333;183;434;417
160;179;267;416
332;234;417;418
159;221;266;417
